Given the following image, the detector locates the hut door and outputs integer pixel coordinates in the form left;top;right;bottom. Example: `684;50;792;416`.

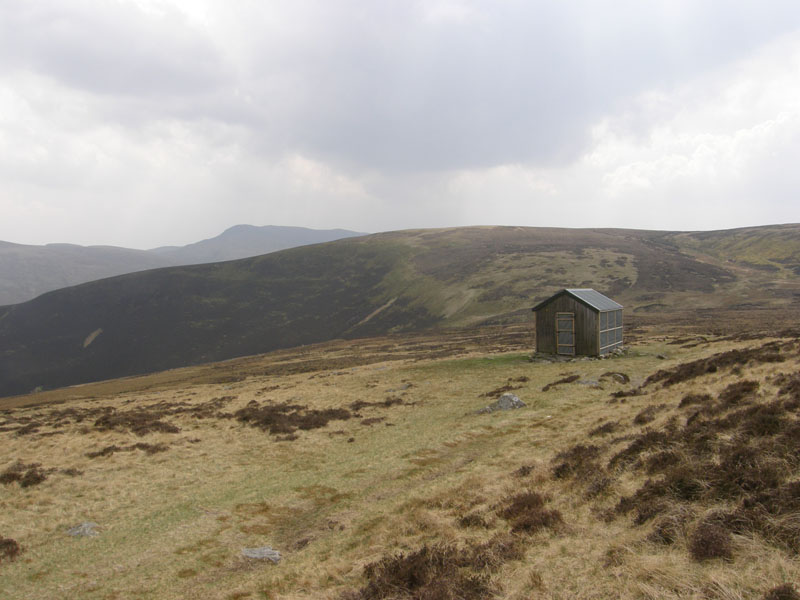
556;312;575;355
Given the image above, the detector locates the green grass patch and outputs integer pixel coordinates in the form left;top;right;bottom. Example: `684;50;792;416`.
417;353;533;374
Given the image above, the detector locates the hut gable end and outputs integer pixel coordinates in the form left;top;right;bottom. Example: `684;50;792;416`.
532;288;623;356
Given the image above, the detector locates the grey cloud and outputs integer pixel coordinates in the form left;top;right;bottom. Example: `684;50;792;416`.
242;1;800;171
4;1;799;173
0;0;799;251
0;0;229;96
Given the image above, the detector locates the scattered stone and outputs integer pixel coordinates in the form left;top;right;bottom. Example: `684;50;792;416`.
242;546;281;563
656;354;667;360
529;353;571;364
68;522;100;537
388;383;413;392
577;379;601;387
476;393;526;414
601;372;631;384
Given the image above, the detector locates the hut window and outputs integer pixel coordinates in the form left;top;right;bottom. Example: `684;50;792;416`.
599;309;623;354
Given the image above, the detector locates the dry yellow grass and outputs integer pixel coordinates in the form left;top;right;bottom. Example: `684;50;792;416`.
1;325;799;599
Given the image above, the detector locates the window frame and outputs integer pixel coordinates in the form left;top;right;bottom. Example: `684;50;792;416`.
598;309;623;354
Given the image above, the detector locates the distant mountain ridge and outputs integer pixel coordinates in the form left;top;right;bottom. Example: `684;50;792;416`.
1;224;798;398
0;242;175;307
0;225;366;305
151;225;367;263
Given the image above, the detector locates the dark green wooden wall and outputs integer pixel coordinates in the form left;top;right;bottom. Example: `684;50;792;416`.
535;294;599;355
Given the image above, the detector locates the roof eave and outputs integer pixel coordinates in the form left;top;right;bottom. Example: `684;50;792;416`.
531;288;623;312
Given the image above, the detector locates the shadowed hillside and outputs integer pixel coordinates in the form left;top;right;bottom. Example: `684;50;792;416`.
0;241;175;306
1;224;798;397
0;226;365;305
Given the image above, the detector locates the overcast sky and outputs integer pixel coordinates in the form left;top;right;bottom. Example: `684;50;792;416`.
1;1;798;248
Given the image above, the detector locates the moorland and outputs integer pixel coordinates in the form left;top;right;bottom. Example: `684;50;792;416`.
1;223;800;599
2;321;800;599
1;224;799;397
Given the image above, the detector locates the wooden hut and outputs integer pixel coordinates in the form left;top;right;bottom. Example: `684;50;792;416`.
531;289;623;356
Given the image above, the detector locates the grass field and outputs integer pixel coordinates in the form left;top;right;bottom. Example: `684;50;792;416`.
2;323;800;599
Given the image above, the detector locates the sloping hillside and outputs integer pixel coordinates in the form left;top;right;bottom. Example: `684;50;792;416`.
0;241;175;306
1;326;799;599
0;226;365;305
1;225;798;397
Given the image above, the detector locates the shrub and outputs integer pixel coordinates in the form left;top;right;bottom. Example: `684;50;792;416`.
498;492;563;535
719;380;760;405
356;543;498;600
647;507;693;545
94;411;180;436
763;584;800;600
457;513;490;529
0;462;48;488
608;430;670;471
542;374;580;392
679;393;712;408
645;450;681;474
0;537;20;563
689;522;733;561
634;404;667;425
513;464;535;477
713;444;789;499
233;401;351;435
589;421;619;437
552;444;601;479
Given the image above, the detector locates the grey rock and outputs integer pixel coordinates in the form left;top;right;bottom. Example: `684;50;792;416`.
476;393;526;414
529;353;557;363
607;373;630;384
387;382;412;392
242;546;281;563
68;522;100;537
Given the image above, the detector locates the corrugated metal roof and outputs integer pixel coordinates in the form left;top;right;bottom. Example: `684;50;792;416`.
565;289;623;311
531;288;623;312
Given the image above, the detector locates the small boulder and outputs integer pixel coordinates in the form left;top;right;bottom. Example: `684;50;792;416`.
68;522;100;537
242;546;281;563
476;393;526;414
601;372;630;384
